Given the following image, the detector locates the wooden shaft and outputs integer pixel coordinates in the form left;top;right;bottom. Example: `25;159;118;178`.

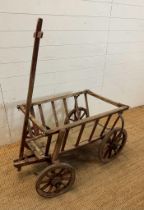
19;18;43;159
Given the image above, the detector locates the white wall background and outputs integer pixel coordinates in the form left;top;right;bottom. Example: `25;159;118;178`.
0;0;144;145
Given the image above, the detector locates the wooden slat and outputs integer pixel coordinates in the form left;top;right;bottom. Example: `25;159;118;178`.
14;155;51;169
63;98;69;120
87;89;129;108
88;119;99;142
51;101;59;127
30;106;39;135
100;115;112;137
30;106;35;117
61;129;69;151
31;90;86;106
111;115;120;130
27;140;44;159
45;134;52;155
38;104;46;127
75;123;86;147
27;121;33;137
52;129;66;161
84;92;90;117
19;105;48;134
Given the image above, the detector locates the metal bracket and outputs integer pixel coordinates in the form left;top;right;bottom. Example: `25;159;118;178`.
33;31;43;38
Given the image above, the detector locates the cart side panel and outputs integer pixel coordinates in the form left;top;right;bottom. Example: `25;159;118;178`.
52;111;125;153
29;91;90;130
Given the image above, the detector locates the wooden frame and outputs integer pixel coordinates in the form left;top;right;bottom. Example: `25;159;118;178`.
13;18;129;197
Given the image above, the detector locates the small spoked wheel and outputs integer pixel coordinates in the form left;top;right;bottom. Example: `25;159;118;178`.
64;107;88;124
98;127;127;163
36;163;75;198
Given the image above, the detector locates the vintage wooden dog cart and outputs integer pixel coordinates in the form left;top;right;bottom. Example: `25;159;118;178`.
14;18;129;198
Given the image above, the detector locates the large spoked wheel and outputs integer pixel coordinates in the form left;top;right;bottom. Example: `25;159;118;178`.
36;163;75;198
64;107;88;124
98;127;127;163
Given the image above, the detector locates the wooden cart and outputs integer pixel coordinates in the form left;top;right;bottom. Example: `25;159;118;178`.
14;18;129;198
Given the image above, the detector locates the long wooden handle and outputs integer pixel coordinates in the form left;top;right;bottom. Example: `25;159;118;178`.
19;18;43;159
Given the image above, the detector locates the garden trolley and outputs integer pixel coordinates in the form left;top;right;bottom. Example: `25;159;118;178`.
14;18;129;198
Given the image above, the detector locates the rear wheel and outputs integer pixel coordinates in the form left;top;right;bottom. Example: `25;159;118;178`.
64;107;88;124
98;128;127;163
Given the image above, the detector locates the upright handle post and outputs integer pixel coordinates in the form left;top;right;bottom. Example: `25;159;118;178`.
19;18;43;160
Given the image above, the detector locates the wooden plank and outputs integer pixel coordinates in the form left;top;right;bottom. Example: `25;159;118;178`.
51;101;59;127
19;105;48;133
27;121;33;137
30;106;39;135
84;92;90;117
61;129;70;151
27;140;45;159
52;129;66;161
75;123;86;147
45;134;52;155
63;98;69;120
87;89;129;108
30;90;86;106
100;115;112;137
88;119;99;142
38;104;46;127
111;115;120;130
14;155;51;169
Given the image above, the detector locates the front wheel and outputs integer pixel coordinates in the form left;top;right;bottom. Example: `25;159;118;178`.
36;162;75;198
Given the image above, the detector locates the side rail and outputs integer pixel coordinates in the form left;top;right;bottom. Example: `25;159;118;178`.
49;110;126;162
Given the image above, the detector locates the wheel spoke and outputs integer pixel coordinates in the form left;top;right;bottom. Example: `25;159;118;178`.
40;179;50;185
48;184;54;193
40;180;51;191
62;174;71;180
111;131;117;141
69;118;74;122
108;148;113;158
75;114;79;120
47;170;55;178
80;112;86;119
103;146;110;158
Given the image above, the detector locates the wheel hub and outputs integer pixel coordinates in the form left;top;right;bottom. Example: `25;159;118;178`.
51;176;61;186
110;143;118;150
